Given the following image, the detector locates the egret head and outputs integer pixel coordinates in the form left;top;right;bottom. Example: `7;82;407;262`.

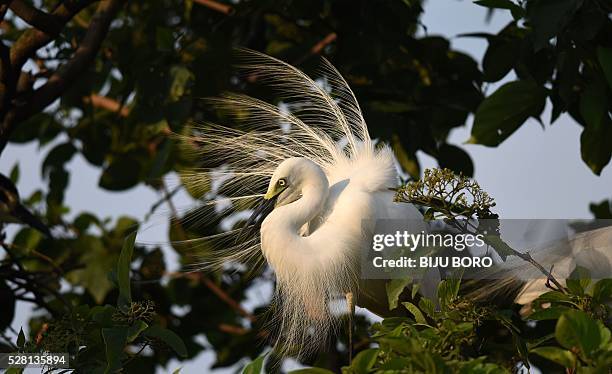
244;158;325;229
264;157;326;208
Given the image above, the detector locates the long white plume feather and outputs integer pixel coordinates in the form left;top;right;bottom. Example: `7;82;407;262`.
172;49;381;356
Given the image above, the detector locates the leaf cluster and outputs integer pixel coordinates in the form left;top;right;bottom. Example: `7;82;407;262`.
470;0;612;175
395;168;497;220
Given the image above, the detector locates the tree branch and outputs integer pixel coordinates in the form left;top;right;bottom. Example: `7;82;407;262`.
159;271;256;322
193;0;233;15
20;0;124;115
83;93;130;117
9;0;64;35
0;40;12;110
311;32;337;55
0;0;124;154
9;0;98;73
200;275;255;321
0;4;9;23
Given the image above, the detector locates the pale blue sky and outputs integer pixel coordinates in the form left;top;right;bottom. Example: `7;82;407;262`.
1;0;610;372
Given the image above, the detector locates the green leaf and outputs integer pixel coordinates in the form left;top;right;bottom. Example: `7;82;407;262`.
169;66;194;102
386;278;411;310
73;212;101;233
580;118;612;175
5;368;24;374
589;200;612;219
126;320;149;343
579;80;612;175
535;290;572;302
529;306;570;321
16;327;25;348
117;231;137;310
483;235;516;260
47;168;69;204
348;348;378;373
25;190;43;206
525;0;581;50
0;280;15;330
527;333;555;349
9;113;62;144
512;332;530;368
566;266;590;295
597;321;611;348
9;163;19;184
402;302;427;324
473;0;515;9
41;142;76;178
580;81;607;129
289;369;335;374
148;139;172;180
555;310;601;361
418;297;436;318
474;0;524;19
531;346;576;368
114;216;139;237
90;305;116;327
592;279;612;303
391;135;420;179
144;325;188;357
482;35;520;82
437;278;461;309
437;144;474;177
99;153;143;191
156;27;174;51
102;327;128;374
597;47;612;90
423;208;435;221
242;353;266;374
66;236;116;303
469;80;546;147
13;228;41;253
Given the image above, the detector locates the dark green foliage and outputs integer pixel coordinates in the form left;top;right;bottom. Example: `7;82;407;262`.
4;233;187;372
471;0;612;175
1;0;611;373
278;250;612;374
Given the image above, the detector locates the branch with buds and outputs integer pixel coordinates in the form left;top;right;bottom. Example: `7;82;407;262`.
395;168;567;293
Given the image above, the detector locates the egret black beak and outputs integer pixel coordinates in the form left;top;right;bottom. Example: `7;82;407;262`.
246;195;277;227
236;195;277;244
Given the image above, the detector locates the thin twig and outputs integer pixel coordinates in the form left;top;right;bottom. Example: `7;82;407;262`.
122;343;149;366
144;184;182;222
293;32;338;65
200;275;255;321
161;179;178;218
193;0;234;15
311;32;337;55
83;93;130;117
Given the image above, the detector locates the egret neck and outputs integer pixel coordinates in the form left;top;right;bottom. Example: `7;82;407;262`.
260;160;329;267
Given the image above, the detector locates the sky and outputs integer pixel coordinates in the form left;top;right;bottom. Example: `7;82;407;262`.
1;0;611;372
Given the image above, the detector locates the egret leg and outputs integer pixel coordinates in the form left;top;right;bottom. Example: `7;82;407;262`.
345;292;355;362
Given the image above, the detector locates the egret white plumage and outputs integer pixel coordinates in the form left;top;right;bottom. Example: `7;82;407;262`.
175;49;612;357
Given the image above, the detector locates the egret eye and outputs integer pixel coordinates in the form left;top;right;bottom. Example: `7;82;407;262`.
278;178;287;187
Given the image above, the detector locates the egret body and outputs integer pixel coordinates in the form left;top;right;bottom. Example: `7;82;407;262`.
179;50;612;357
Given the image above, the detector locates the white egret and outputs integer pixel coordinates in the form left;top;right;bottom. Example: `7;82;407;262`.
177;50;612;357
178;49;421;355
